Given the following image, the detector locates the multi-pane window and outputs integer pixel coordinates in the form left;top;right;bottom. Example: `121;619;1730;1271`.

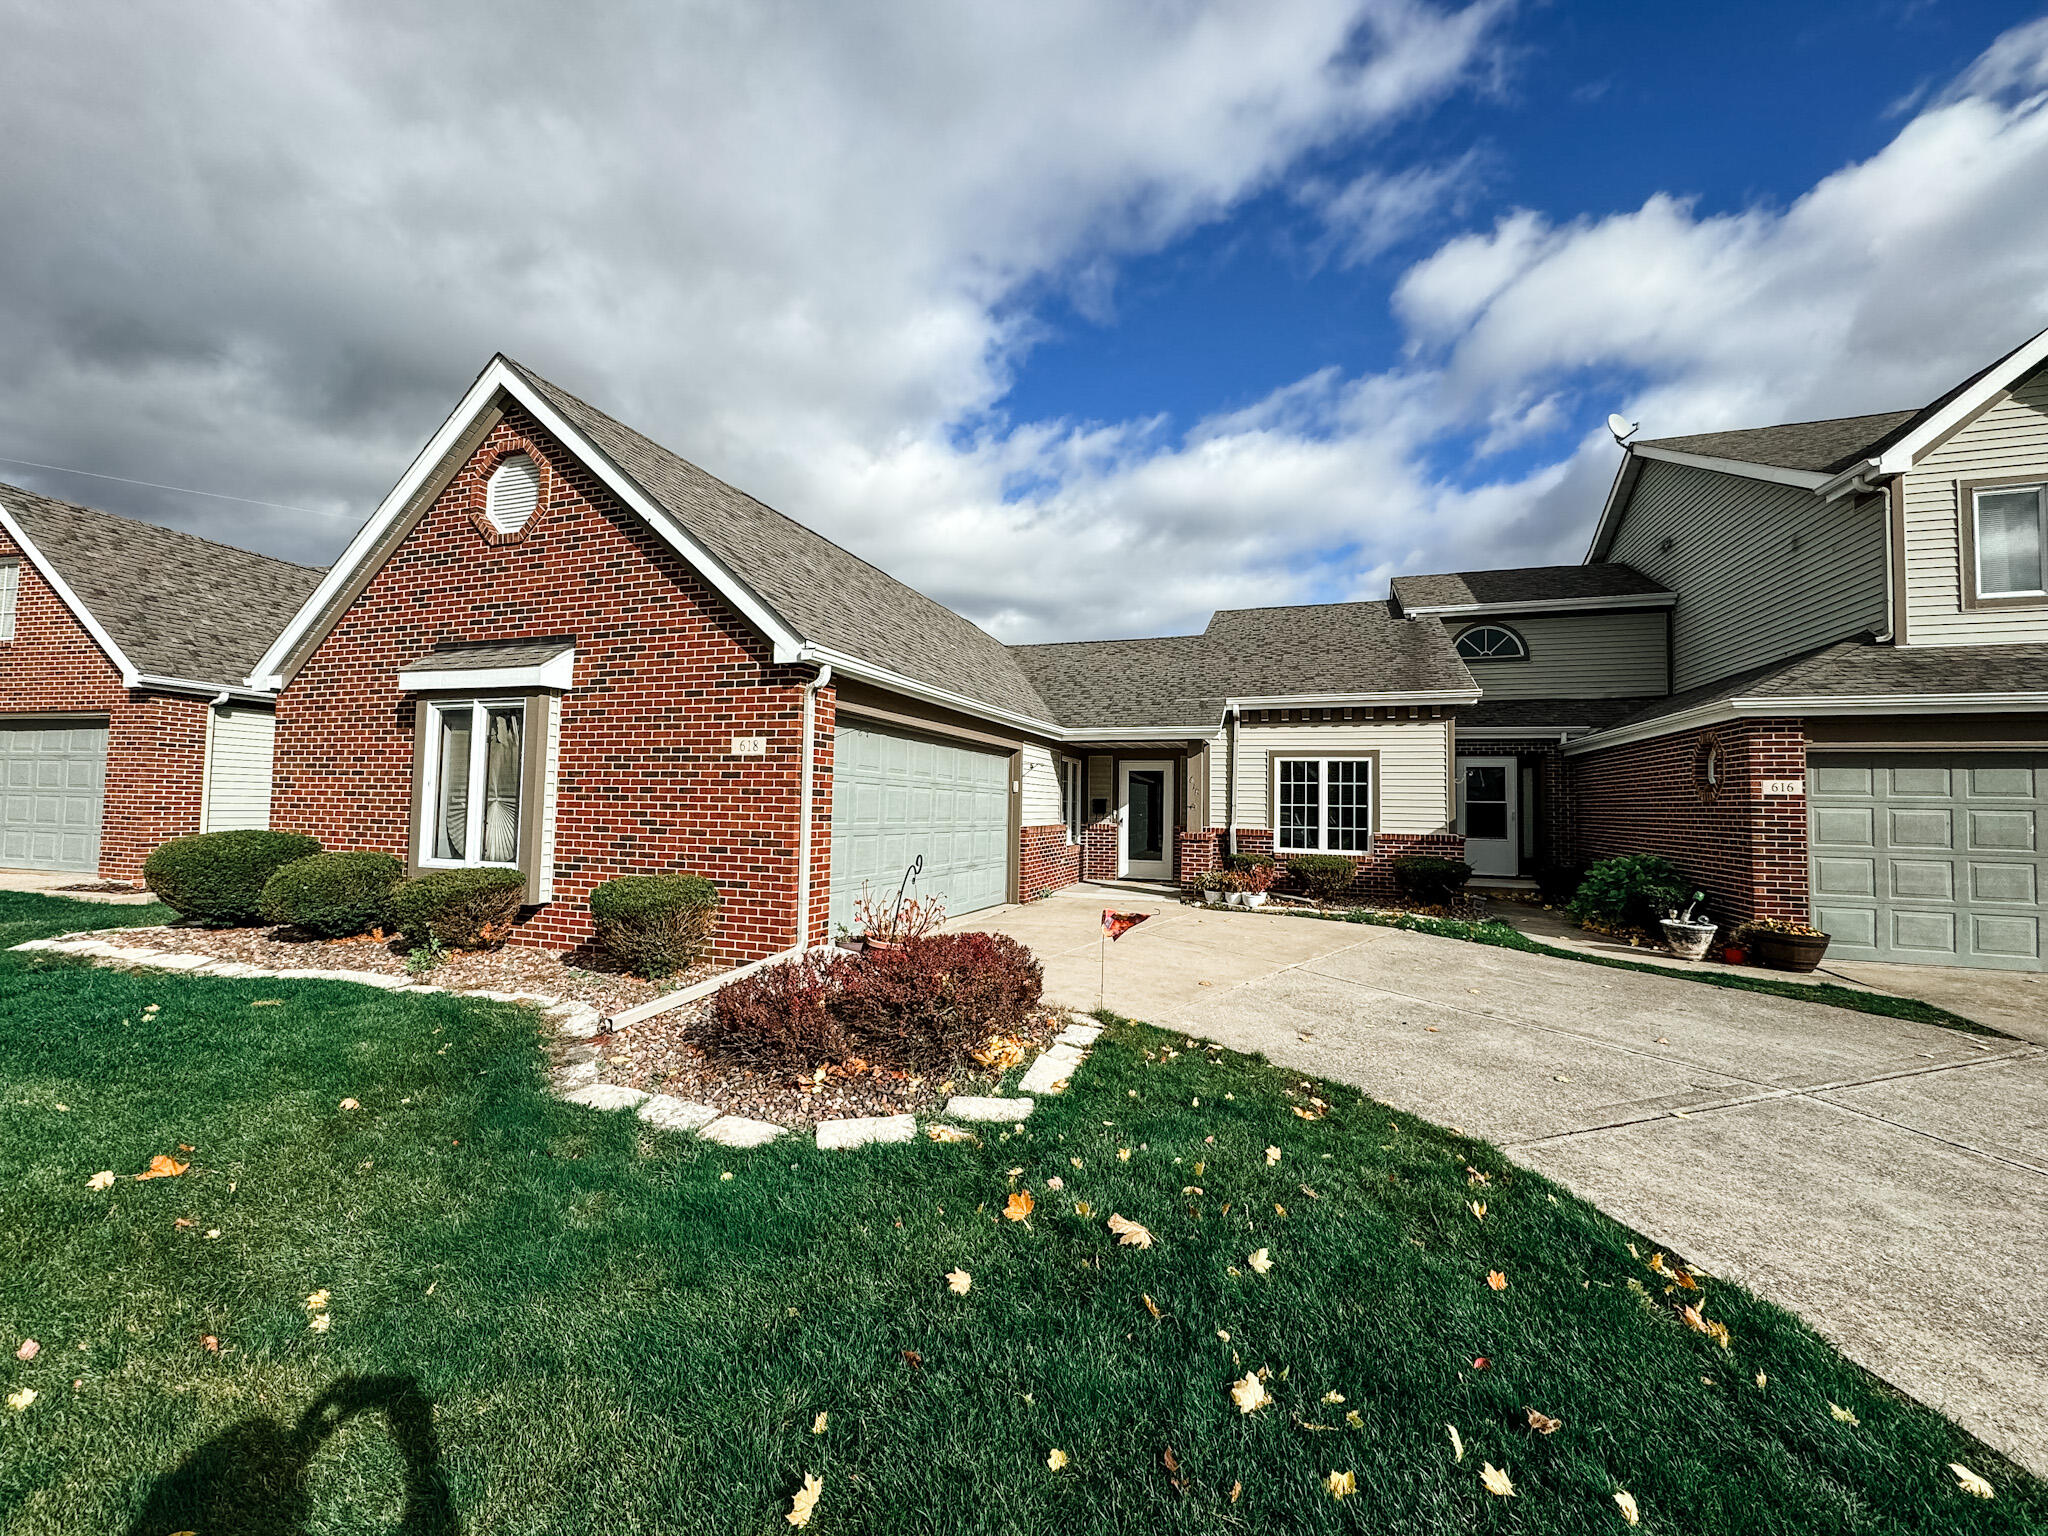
0;560;17;642
1059;758;1084;844
1974;483;2047;598
424;699;525;866
1453;624;1527;661
1274;757;1372;853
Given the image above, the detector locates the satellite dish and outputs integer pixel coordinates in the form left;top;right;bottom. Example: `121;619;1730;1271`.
1606;413;1638;444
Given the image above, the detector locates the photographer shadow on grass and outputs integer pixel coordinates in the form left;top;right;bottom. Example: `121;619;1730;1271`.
125;1374;455;1536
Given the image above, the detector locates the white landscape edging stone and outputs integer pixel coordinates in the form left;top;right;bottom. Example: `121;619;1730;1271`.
1018;1041;1086;1095
700;1115;787;1148
816;1114;917;1151
637;1095;719;1132
943;1095;1035;1122
561;1082;651;1112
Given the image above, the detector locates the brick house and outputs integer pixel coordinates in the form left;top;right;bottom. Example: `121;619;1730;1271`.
0;484;323;880
249;357;1481;961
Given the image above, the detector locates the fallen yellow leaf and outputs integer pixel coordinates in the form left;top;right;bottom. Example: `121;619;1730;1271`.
309;1314;331;1333
1469;1200;1486;1220
87;1170;115;1192
1486;1270;1507;1291
1047;1447;1069;1470
787;1472;822;1527
305;1290;330;1311
1525;1407;1562;1436
1265;1146;1281;1165
135;1154;187;1181
1117;1147;1131;1162
1615;1489;1640;1525
1230;1372;1270;1414
1141;1294;1162;1319
925;1125;974;1143
6;1388;35;1412
1755;1371;1768;1390
1345;1409;1364;1429
14;1340;37;1362
812;1412;828;1434
1004;1190;1035;1222
1324;1470;1356;1500
1229;1480;1242;1504
1074;1200;1093;1218
1321;1391;1345;1404
946;1268;972;1295
1950;1462;1994;1499
338;1098;360;1111
1247;1247;1273;1275
1829;1401;1859;1426
1106;1213;1153;1249
1480;1462;1514;1497
1447;1423;1464;1462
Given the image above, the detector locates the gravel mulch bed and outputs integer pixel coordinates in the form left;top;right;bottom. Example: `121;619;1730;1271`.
57;881;147;894
77;921;721;1015
588;1003;1067;1129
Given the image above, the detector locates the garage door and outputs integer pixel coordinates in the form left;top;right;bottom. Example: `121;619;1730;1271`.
830;722;1010;932
1809;752;2044;971
0;720;107;873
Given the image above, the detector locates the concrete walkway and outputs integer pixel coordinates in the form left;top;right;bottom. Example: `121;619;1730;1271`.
0;867;154;904
955;886;2048;1475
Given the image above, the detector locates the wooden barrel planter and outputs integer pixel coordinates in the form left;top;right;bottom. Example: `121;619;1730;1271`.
1752;930;1830;972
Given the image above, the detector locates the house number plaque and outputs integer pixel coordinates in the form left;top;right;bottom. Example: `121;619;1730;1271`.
730;736;767;757
1760;778;1804;797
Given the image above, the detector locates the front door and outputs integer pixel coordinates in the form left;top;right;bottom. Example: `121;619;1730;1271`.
1118;760;1174;879
1457;756;1517;877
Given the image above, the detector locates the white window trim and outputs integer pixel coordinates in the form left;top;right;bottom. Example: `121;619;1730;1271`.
0;558;17;643
1972;481;2048;599
1271;755;1375;854
1061;757;1084;844
1453;623;1528;662
417;697;527;870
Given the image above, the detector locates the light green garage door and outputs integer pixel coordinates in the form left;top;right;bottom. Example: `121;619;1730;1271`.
0;720;107;873
830;722;1010;933
1809;752;2044;971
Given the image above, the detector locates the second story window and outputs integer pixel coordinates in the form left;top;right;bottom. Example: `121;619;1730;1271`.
1453;623;1528;661
1973;482;2047;601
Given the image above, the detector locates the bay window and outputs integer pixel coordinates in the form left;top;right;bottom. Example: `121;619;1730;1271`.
421;699;527;867
1274;756;1372;853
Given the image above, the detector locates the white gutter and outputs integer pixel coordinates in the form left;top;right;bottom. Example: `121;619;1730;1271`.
133;673;277;704
1223;688;1479;710
1563;689;2048;756
795;661;833;950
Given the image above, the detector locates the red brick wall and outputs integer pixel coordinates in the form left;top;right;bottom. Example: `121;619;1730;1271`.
0;527;210;880
1176;827;1466;902
1081;819;1120;881
1019;823;1080;900
271;403;831;960
1572;718;1808;924
1460;739;1574;873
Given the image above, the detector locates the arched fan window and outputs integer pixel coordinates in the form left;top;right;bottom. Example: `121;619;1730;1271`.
484;453;541;535
1454;624;1528;661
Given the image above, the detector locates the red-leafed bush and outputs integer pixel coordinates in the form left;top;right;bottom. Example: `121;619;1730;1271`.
701;932;1043;1073
702;950;851;1070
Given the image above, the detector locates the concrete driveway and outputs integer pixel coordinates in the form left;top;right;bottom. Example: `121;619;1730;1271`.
955;886;2048;1475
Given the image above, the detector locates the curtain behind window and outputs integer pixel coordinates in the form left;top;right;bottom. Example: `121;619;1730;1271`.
482;707;523;862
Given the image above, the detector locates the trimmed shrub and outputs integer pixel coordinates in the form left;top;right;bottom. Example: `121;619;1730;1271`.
835;932;1043;1070
1287;853;1357;906
1391;855;1473;906
1569;854;1688;931
702;951;852;1071
258;851;404;938
590;873;719;978
142;830;323;924
1225;852;1276;872
387;867;525;951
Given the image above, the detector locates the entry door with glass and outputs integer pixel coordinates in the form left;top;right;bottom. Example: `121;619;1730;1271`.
1457;756;1518;877
1118;760;1174;879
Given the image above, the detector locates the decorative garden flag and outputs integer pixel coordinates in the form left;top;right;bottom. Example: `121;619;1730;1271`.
1102;910;1151;942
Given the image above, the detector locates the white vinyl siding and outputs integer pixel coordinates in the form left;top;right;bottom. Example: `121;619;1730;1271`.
1452;610;1668;699
0;560;18;642
1609;458;1886;692
1902;365;2048;644
1019;741;1063;828
1208;717;1453;835
200;706;276;832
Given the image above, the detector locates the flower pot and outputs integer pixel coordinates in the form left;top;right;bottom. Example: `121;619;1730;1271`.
1202;889;1223;906
834;935;866;955
1659;918;1718;962
1227;890;1268;909
1722;944;1748;966
1753;930;1830;972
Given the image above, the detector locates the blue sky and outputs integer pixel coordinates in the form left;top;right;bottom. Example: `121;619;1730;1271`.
3;1;2048;640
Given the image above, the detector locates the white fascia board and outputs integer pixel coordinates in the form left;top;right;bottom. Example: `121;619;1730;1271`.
1064;725;1214;741
1226;689;1480;709
1562;688;2048;755
0;499;141;685
1582;449;1641;562
1872;324;2048;473
1455;725;1585;742
133;673;277;704
1627;444;1830;491
799;645;1062;740
1402;592;1673;618
399;649;577;694
250;357;807;689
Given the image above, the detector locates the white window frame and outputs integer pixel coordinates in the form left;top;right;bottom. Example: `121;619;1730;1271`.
417;697;527;869
1060;757;1084;844
1272;755;1374;854
1453;623;1528;662
1971;480;2048;600
0;558;18;642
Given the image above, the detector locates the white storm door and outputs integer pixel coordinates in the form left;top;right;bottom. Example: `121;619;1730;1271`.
1118;760;1174;879
1457;756;1517;877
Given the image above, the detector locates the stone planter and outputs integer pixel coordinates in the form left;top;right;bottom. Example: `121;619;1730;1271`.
1659;918;1718;962
1753;930;1830;972
1226;891;1269;910
1202;889;1223;906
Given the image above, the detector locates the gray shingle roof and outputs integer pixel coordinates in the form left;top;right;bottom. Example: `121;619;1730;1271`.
401;639;573;671
1389;563;1667;612
1460;697;1658;732
1012;602;1475;730
504;359;1053;723
1635;412;1919;476
1593;639;2048;737
1;481;326;689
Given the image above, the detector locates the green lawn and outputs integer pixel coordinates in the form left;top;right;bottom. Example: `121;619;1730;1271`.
2;891;2038;1534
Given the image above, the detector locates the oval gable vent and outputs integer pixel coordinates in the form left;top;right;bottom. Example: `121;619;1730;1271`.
484;453;541;535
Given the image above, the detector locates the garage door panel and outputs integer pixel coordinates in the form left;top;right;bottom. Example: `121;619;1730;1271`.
1810;751;2044;972
0;721;105;874
830;721;1012;931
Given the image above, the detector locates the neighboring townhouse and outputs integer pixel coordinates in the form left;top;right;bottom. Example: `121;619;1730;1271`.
248;356;1480;960
0;484;325;879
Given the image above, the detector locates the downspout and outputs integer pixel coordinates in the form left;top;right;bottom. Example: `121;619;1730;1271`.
1876;474;1901;644
795;662;833;951
1224;704;1239;857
